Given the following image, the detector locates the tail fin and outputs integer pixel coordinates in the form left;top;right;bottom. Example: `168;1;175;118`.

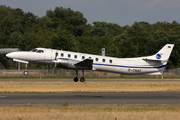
143;44;174;75
143;44;174;61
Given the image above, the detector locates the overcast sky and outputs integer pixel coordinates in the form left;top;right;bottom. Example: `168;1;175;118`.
1;0;180;26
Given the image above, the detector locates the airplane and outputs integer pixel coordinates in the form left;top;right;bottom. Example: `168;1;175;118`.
6;44;174;82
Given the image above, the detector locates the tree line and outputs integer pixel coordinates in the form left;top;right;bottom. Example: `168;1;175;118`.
0;5;180;69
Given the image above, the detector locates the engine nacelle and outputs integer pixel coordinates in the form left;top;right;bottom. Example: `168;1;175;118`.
56;58;68;63
55;58;76;69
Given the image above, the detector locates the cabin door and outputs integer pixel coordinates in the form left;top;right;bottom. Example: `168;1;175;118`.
44;49;52;63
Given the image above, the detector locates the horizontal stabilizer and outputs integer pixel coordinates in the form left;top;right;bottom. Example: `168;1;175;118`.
142;58;166;61
75;59;93;69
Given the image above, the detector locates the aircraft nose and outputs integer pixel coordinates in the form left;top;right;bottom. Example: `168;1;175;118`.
6;52;17;58
6;53;12;58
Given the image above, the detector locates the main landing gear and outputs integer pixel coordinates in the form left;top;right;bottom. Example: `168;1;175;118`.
74;70;85;82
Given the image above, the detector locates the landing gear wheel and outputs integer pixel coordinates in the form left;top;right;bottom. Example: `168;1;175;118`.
74;77;78;82
23;71;28;76
23;63;28;76
80;77;85;82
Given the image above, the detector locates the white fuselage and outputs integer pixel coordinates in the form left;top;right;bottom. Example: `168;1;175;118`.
6;48;166;75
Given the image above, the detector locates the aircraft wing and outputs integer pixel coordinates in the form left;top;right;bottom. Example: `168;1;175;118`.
75;59;93;70
0;48;19;54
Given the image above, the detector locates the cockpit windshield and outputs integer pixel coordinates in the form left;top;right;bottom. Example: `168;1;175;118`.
30;49;38;52
36;50;44;53
30;48;44;53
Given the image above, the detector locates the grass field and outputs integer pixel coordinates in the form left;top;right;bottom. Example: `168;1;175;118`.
0;105;180;120
1;78;180;120
0;78;180;93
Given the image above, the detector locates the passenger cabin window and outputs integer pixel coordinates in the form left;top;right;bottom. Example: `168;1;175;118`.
61;53;64;57
36;50;44;53
31;49;38;52
74;55;77;59
96;58;98;61
102;59;105;62
68;54;71;58
109;60;112;63
82;56;85;59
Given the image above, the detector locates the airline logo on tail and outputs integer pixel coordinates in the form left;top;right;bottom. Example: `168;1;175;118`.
156;54;161;59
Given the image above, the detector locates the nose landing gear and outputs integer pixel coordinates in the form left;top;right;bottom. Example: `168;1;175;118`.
23;71;28;76
23;63;28;76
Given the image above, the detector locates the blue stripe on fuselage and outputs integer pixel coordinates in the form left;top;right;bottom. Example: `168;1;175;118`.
93;63;166;69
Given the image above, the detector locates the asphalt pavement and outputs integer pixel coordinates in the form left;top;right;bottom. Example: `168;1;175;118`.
0;92;180;105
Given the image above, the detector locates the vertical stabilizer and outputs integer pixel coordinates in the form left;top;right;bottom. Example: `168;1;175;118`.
143;44;174;61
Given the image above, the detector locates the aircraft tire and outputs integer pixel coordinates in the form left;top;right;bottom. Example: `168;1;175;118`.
74;77;78;82
23;71;28;76
80;77;85;82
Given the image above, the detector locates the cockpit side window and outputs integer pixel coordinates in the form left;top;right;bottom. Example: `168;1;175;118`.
36;50;44;53
31;49;38;52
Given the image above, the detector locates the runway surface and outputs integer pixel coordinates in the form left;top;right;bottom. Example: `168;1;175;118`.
0;92;180;105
